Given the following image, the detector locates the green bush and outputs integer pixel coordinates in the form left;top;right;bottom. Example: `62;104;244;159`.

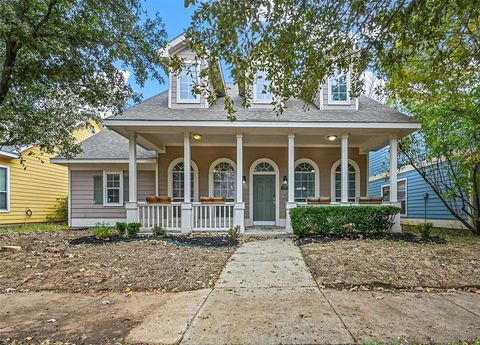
124;222;141;238
290;205;401;237
417;222;434;238
152;226;166;237
46;196;68;222
116;222;127;235
91;223;113;239
227;225;240;238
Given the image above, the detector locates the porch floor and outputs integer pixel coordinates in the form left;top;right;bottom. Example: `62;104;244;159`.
243;226;290;238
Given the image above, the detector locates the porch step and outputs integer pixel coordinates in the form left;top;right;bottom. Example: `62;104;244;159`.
243;226;292;238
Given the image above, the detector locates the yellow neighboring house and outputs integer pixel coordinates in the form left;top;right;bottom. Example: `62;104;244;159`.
0;122;102;225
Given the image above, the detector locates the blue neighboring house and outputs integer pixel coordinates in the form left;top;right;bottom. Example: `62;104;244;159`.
369;147;466;229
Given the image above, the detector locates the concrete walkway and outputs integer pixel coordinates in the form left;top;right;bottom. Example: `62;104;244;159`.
179;239;480;345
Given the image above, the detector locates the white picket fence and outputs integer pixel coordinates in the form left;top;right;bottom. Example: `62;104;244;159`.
138;203;182;231
192;202;234;231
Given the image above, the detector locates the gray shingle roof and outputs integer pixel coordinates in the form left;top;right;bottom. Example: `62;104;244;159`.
106;84;417;123
0;146;18;154
53;129;156;160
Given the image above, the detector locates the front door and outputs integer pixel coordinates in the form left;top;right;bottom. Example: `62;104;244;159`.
253;175;275;225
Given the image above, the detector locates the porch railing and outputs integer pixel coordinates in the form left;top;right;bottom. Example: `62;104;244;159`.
138;202;182;231
192;202;234;231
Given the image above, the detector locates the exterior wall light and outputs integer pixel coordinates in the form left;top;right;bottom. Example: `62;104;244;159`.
242;176;246;184
283;176;288;185
193;134;203;140
327;135;337;141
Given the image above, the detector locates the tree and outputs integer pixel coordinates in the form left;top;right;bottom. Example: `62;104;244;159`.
185;0;480;233
0;0;166;158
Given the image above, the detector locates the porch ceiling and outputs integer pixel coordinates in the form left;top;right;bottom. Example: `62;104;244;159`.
108;125;416;154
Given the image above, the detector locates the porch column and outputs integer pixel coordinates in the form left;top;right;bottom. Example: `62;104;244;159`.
234;134;245;232
341;134;349;203
390;135;402;232
286;134;297;233
126;132;138;223
181;132;193;233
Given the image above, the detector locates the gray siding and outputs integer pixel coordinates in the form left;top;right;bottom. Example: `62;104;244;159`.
71;170;155;219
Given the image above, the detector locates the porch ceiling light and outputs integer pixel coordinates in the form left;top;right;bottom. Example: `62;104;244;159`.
327;135;337;141
193;134;203;140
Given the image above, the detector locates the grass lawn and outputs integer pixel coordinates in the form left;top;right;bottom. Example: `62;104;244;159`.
299;227;480;290
0;228;237;293
0;223;69;234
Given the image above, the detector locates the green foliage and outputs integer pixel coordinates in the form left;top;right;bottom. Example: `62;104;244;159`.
116;222;127;236
416;222;434;239
46;196;68;222
124;222;141;239
0;223;69;234
290;206;400;237
0;0;167;158
91;223;113;240
152;226;166;237
227;225;241;238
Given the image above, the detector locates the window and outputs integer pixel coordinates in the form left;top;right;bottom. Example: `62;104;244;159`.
212;161;235;200
328;71;350;104
254;162;275;172
332;161;359;202
172;162;195;201
382;179;407;216
295;162;316;202
177;63;200;103
103;171;123;206
254;71;273;103
0;166;9;212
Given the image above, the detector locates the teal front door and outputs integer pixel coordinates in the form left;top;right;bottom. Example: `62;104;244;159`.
253;175;275;224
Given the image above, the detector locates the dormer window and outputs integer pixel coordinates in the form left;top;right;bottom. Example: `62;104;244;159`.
328;71;350;105
177;63;200;103
253;71;273;103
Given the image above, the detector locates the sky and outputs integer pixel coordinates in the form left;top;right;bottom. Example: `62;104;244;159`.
125;1;198;101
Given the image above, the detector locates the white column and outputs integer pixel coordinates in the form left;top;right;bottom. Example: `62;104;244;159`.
288;134;295;203
234;134;245;232
389;136;398;203
126;132;138;223
181;132;193;233
155;152;159;196
389;135;401;233
341;134;349;203
286;134;297;234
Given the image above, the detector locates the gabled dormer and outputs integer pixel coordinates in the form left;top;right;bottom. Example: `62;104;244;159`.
314;69;359;110
161;34;226;109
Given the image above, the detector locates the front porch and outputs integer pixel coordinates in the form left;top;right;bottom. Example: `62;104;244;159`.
117;126;404;234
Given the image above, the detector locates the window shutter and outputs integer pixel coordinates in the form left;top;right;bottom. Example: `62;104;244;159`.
123;174;129;203
93;176;103;204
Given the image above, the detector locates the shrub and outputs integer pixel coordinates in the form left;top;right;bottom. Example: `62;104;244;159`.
417;222;434;238
124;222;141;238
290;205;401;237
46;196;68;222
91;223;113;239
116;222;127;235
152;226;166;237
227;225;240;238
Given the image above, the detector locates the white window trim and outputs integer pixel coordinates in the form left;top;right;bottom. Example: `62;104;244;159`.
381;178;408;217
208;158;236;199
253;71;273;104
167;157;199;201
103;171;123;207
330;159;360;202
294;158;320;200
249;158;280;226
176;62;201;104
327;70;351;105
0;165;10;212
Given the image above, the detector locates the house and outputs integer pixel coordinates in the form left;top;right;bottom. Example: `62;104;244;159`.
368;147;467;229
0;122;101;225
51;35;421;234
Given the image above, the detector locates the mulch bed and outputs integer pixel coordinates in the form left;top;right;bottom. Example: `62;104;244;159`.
297;232;446;246
69;233;239;247
0;230;240;293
